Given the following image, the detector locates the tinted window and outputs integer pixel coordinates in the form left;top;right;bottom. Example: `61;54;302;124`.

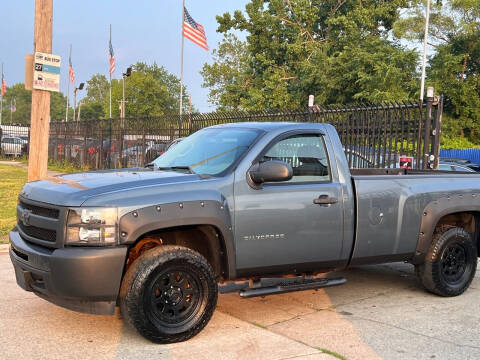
262;134;330;183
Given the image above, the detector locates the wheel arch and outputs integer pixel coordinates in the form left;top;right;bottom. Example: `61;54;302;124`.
118;201;236;280
413;194;480;264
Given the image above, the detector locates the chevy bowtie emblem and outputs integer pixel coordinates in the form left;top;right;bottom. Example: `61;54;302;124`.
20;209;32;227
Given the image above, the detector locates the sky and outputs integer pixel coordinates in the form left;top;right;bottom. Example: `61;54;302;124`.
0;1;250;113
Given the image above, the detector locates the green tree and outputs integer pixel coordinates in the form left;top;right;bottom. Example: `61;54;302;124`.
0;83;67;124
0;83;31;124
201;34;251;110
394;0;480;145
74;74;110;121
202;0;418;110
50;91;68;121
85;74;109;103
108;62;191;118
77;101;104;122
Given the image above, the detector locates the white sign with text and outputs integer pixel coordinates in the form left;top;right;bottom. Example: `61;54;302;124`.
33;52;61;92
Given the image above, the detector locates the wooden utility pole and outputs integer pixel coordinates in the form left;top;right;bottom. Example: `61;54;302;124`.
28;0;53;181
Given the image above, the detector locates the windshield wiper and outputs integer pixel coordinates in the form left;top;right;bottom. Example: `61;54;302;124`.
157;166;195;174
145;163;155;169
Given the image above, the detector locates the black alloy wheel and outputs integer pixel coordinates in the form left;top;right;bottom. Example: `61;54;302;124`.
440;243;469;285
416;226;477;297
145;267;202;328
120;245;218;343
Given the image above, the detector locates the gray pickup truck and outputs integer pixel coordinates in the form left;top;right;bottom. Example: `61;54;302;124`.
9;122;480;343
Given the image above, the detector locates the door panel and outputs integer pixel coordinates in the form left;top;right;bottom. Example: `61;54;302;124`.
233;132;344;273
234;182;343;270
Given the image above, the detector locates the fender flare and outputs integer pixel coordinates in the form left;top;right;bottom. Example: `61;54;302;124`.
412;193;480;264
118;200;236;278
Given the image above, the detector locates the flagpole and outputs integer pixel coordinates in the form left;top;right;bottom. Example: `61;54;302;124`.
10;99;12;124
65;44;71;121
179;0;185;128
109;24;112;119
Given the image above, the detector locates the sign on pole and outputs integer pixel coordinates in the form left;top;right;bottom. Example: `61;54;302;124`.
33;52;61;92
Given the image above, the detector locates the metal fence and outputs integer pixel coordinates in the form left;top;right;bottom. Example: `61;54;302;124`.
0;97;443;170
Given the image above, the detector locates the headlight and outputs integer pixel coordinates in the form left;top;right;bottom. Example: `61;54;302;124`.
66;207;118;246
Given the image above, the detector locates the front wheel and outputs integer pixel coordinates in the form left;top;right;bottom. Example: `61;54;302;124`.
120;245;218;343
416;226;477;297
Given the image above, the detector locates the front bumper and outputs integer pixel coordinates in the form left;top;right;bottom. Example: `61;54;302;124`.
9;230;127;315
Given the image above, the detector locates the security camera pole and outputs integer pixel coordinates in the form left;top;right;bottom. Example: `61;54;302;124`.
29;0;53;181
118;67;131;167
73;82;84;122
121;67;131;126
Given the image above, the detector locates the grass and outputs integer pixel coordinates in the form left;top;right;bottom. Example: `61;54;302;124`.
0;156;86;174
252;322;268;329
318;348;348;360
0;164;28;241
46;160;89;174
0;160;85;243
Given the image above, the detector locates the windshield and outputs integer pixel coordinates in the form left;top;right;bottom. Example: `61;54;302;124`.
153;128;262;175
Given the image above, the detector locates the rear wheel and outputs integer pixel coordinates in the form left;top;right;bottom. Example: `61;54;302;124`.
120;245;218;343
416;226;477;297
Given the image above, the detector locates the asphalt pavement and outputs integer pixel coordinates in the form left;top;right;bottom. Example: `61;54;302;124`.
1;249;479;360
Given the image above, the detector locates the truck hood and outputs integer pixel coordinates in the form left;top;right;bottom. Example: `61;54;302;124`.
20;169;205;207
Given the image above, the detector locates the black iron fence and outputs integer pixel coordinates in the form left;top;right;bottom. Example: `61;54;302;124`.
0;97;443;170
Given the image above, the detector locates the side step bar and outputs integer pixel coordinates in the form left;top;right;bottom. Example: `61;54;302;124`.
219;276;346;298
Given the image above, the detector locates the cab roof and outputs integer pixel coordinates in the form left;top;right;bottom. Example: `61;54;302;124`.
208;122;326;132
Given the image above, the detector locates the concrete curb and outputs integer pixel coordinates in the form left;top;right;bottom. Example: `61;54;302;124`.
0;244;10;253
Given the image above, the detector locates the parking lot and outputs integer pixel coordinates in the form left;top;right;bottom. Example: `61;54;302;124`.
1;249;479;360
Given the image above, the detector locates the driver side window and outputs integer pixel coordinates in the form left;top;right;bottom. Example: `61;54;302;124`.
261;134;330;183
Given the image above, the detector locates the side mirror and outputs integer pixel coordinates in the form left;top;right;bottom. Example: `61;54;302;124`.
248;160;293;184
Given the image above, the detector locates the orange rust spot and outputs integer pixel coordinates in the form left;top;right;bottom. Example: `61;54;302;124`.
126;237;163;270
44;176;88;190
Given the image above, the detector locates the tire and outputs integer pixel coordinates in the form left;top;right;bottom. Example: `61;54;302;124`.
416;225;477;297
119;245;218;343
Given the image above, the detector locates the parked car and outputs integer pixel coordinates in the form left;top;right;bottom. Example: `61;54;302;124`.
10;122;480;344
440;157;480;172
165;137;184;151
21;137;28;144
438;162;476;172
121;142;170;166
1;136;24;156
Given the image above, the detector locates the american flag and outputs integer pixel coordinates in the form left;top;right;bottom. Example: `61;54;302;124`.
183;7;209;51
68;53;75;84
1;71;5;97
109;38;115;75
10;99;16;113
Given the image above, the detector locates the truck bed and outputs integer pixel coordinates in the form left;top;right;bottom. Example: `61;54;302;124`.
350;168;476;176
349;170;480;266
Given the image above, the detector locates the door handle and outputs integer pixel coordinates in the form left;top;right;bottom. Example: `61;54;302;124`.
313;195;338;205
